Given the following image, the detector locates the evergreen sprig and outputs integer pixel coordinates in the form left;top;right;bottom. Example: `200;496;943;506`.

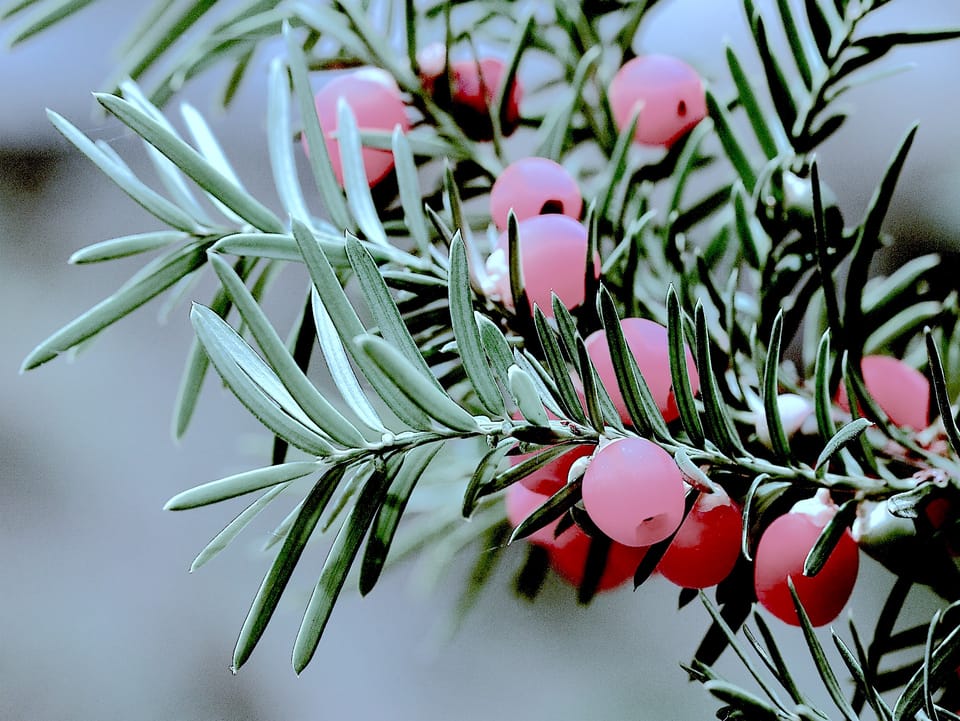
12;0;960;715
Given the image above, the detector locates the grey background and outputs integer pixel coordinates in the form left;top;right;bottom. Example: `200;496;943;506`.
3;1;960;719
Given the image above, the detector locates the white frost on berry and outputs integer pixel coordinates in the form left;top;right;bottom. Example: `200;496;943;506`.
747;390;814;448
482;247;508;302
790;488;838;525
352;67;400;92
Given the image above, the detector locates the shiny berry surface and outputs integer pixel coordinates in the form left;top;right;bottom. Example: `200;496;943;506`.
581;437;686;547
485;215;598;319
490;157;583;231
584;318;699;424
835;354;930;430
609;54;707;147
657;490;742;588
308;71;410;187
754;512;859;626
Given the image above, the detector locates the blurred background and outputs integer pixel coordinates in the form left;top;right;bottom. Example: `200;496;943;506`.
3;1;960;719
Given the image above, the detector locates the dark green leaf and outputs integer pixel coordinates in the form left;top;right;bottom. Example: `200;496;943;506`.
533;306;588;424
358;334;479;433
699;591;787;709
462;438;515;518
703;681;781;720
508;479;583;545
705;93;756;191
310;290;384;433
346;236;438;385
667;286;705;446
752;612;808;705
926;328;960;457
598;286;672;442
814;418;873;476
449;236;505;415
762;310;793;461
788;579;860;721
695;302;744;455
293;220;430;429
292;460;395;672
833;632;893;721
843;125;918;352
360;443;443;594
232;463;348;670
725;44;784;159
803;498;857;576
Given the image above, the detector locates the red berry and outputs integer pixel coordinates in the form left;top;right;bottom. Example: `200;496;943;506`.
484;215;599;319
581;437;686;547
609;55;707;147
449;57;522;140
306;70;410;187
754;511;859;627
835;355;930;430
490;157;583;231
657;490;742;588
548;529;647;592
505;483;645;592
584;318;699;424
512;443;595;496
504;483;572;547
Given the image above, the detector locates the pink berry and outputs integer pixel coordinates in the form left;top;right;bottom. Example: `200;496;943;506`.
581;437;686;547
504;483;572;547
754;511;859;627
608;54;707;147
449;57;522;140
490;157;583;231
306;70;410;187
657;490;742;588
485;215;599;319
548;528;647;592
584;318;699;424
835;355;930;430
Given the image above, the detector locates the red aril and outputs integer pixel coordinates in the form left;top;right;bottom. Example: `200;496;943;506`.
835;355;930;430
421;56;522;141
484;215;598;319
584;318;699;424
512;442;595;496
581;437;686;547
306;70;410;187
504;483;572;547
754;507;859;626
548;529;647;592
657;490;742;589
609;54;707;147
490;157;583;231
